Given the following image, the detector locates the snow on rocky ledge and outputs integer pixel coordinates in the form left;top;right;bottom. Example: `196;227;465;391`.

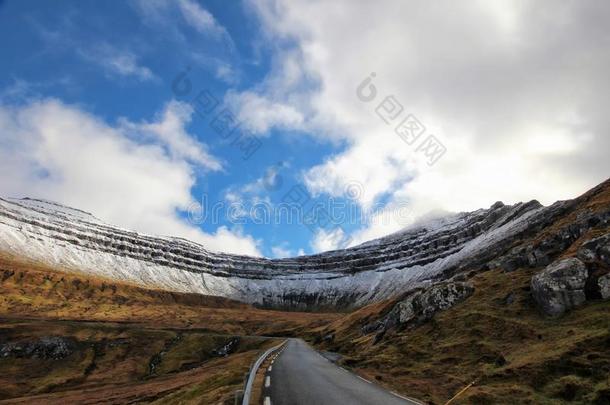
0;196;549;310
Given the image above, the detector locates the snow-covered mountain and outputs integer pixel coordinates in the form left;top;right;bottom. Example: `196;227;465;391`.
0;185;606;310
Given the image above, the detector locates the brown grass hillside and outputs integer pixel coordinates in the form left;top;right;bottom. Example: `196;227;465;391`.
311;267;610;404
0;253;338;336
0;319;280;404
308;180;610;405
0;254;338;402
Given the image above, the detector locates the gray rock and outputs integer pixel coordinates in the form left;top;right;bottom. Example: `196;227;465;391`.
490;210;610;275
389;282;474;326
598;273;610;300
364;282;474;336
211;337;240;357
578;233;610;265
322;333;335;343
361;321;383;335
531;258;588;316
0;336;75;360
601;245;610;265
502;292;516;305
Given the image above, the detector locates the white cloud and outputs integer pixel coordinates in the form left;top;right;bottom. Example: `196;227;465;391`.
215;62;237;84
176;0;227;38
132;0;233;46
30;15;157;84
0;77;74;103
243;0;610;249
310;227;346;253
79;44;156;82
197;226;261;256
271;241;306;258
222;162;288;211
225;90;304;135
222;45;318;136
0;98;261;256
243;162;288;193
121;100;223;170
189;53;241;85
271;243;292;258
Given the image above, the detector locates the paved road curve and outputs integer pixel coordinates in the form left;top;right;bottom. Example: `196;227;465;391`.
264;339;419;405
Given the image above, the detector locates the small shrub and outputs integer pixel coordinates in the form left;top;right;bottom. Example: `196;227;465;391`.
547;375;592;401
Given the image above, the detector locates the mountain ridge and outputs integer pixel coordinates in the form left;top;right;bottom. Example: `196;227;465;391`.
1;179;608;310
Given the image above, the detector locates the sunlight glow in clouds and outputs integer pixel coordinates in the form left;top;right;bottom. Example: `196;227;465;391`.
238;0;610;247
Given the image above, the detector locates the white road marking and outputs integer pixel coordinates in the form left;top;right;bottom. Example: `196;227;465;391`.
391;391;408;400
264;340;423;405
391;391;425;404
356;375;372;384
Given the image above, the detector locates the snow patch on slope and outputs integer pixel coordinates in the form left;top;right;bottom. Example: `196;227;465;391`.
0;197;546;308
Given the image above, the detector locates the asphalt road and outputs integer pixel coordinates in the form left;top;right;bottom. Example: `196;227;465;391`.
263;339;419;405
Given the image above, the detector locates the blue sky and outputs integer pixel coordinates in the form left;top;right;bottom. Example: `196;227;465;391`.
0;0;360;257
1;0;608;257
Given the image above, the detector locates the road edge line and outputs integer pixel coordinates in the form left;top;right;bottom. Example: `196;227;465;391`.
242;340;286;405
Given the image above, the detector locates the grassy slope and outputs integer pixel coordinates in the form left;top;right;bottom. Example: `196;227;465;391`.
0;253;337;336
0;255;339;403
310;181;610;405
2;180;609;403
0;319;279;403
313;268;610;404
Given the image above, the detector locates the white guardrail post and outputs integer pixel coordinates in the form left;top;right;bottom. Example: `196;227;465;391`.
241;340;286;405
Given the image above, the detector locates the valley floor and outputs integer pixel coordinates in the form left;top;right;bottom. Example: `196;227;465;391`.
0;318;278;404
2;221;610;404
0;255;338;404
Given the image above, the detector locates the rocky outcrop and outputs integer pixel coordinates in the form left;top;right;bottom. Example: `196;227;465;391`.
363;282;474;338
0;336;75;360
531;233;610;314
577;233;610;300
490;208;610;272
0;178;608;310
598;273;610;300
386;282;474;327
578;233;610;265
531;258;588;317
211;337;240;357
0;197;545;309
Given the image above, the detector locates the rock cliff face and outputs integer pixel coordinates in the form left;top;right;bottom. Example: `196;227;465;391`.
0;179;608;310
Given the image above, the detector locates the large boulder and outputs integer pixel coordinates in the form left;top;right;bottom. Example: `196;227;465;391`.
531;258;588;317
577;233;610;265
363;282;474;337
